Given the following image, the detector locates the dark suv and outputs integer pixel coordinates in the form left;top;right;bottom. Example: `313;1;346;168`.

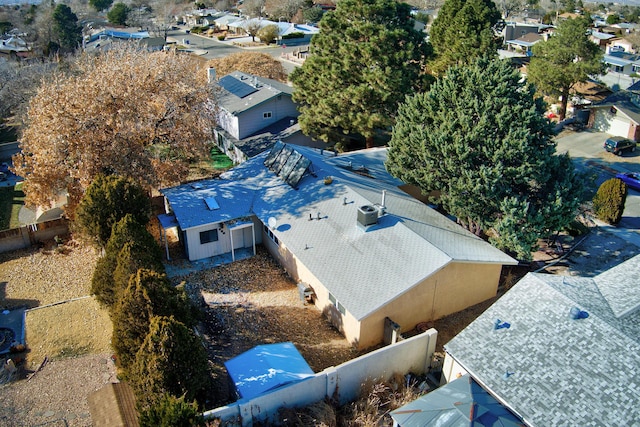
604;136;637;155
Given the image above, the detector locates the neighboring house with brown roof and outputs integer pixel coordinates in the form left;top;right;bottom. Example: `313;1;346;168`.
505;32;542;56
88;383;139;427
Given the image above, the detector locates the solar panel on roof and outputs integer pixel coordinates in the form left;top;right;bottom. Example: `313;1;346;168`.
219;75;258;98
204;197;220;210
271;146;293;175
264;140;285;168
279;150;302;181
286;157;311;188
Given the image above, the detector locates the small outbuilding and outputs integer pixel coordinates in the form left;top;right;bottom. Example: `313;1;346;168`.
224;342;314;401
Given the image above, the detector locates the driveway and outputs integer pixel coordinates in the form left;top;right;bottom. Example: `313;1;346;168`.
555;129;640;245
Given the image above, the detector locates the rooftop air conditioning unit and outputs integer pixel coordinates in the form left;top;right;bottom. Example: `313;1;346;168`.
357;205;378;227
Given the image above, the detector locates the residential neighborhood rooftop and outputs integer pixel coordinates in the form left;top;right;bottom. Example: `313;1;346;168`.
215;71;293;115
163;145;516;321
445;255;640;426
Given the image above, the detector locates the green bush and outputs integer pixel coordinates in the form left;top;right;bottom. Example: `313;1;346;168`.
129;315;211;410
76;174;151;248
217;34;226;41
282;31;305;40
91;215;163;309
593;177;627;224
111;269;197;371
139;393;204;427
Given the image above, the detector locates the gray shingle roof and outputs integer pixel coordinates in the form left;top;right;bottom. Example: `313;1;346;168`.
163;146;516;321
445;260;640;427
215;71;293;115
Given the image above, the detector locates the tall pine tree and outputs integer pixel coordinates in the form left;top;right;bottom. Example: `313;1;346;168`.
429;0;502;74
386;58;585;259
290;0;431;149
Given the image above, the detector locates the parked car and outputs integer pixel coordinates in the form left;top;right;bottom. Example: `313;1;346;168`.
616;172;640;191
604;136;637;155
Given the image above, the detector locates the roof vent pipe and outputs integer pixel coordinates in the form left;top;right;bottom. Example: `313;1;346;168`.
381;190;386;208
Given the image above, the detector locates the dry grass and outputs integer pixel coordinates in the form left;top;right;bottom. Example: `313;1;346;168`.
25;297;112;369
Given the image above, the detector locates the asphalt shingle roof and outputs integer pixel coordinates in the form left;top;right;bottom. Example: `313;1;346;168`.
445;258;640;427
163;146;516;321
216;71;293;115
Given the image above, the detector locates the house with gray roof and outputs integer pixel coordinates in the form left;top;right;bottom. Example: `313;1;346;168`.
161;144;516;349
442;254;640;426
212;71;319;164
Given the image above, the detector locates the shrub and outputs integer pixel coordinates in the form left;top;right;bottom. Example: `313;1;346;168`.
257;24;279;45
91;215;163;309
111;269;196;371
139;393;205;427
282;31;305;40
217;34;226;41
129;316;211;410
593;177;627;224
75;174;151;248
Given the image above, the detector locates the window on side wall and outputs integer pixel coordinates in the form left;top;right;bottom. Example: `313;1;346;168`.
263;111;272;119
200;229;218;244
263;225;279;245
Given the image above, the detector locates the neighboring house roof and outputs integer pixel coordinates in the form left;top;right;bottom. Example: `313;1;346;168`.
224;342;314;400
162;146;516;321
445;255;640;426
570;80;612;102
216;71;293;115
390;374;523;427
591;30;617;41
217;116;302;158
0;36;30;53
214;14;242;26
88;382;139;427
588;91;640;125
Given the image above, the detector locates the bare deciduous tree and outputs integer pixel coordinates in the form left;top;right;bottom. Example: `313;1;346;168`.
14;44;216;215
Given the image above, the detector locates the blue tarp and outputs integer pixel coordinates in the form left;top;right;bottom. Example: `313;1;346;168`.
224;342;314;401
390;375;525;427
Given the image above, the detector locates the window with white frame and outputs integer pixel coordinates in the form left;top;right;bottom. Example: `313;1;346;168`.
263;111;272;119
328;293;346;315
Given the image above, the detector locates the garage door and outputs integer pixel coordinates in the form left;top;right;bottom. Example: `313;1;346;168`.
593;109;631;137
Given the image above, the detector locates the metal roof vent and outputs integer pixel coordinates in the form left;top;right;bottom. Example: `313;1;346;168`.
357;205;378;228
569;307;589;320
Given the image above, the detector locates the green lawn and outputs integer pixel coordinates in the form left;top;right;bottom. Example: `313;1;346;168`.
0;183;25;231
210;146;233;170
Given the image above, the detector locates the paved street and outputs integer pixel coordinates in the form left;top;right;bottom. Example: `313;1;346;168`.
167;29;306;74
555;129;640;243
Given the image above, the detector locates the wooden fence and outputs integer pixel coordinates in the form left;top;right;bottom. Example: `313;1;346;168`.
0;218;69;254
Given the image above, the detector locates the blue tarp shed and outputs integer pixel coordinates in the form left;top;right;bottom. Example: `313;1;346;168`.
224;342;314;401
390;375;524;427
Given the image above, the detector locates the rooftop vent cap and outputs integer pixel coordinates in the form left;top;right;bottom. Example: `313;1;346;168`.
493;319;510;330
357;205;378;227
569;307;589;320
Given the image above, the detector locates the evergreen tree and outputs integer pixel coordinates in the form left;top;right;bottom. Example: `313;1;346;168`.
111;269;198;371
527;17;604;120
51;4;82;53
429;0;502;74
290;0;431;148
89;0;114;12
593;178;627;224
129;316;210;410
76;174;151;248
91;215;164;308
139;393;204;427
386;58;585;260
107;3;130;25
